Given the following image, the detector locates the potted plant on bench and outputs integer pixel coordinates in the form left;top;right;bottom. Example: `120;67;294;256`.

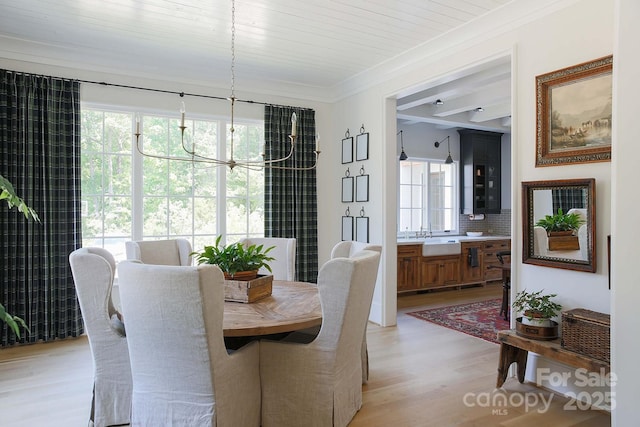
512;289;562;340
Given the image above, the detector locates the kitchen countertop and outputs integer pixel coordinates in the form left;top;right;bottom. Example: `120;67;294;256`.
397;235;510;245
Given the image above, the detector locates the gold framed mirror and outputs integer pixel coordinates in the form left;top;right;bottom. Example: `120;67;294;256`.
522;178;596;272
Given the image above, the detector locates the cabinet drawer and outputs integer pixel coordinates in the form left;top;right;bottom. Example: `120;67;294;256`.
483;240;510;251
397;244;421;257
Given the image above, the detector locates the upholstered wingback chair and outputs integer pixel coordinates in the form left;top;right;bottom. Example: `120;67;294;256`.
117;261;261;426
259;250;381;427
125;238;192;266
330;241;382;384
239;237;296;281
69;247;132;427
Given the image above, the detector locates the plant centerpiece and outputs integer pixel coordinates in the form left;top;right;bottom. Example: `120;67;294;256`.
192;236;277;303
512;289;562;340
192;235;275;280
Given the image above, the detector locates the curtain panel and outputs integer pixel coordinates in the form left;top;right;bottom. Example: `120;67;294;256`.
552;189;586;214
0;69;83;346
264;106;318;283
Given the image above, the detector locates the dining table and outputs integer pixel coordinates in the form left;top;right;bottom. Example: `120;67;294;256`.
223;280;322;337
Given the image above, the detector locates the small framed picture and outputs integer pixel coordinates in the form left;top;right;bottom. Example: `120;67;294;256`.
342;176;354;203
356;132;369;161
342;216;354;241
342;137;353;164
356;174;369;202
356;216;369;243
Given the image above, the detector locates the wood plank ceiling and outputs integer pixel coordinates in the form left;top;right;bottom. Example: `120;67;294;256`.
0;0;512;130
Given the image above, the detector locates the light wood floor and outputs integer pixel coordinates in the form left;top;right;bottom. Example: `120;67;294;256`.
0;283;610;427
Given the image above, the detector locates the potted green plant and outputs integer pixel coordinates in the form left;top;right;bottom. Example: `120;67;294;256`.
512;289;563;327
1;174;38;338
535;208;584;236
192;235;275;280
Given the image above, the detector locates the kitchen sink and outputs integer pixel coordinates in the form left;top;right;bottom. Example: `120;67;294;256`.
422;238;461;256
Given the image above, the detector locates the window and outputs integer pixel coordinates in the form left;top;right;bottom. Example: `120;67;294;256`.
398;160;457;235
81;107;264;262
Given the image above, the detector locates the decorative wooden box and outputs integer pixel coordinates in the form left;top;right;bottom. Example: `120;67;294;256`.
548;234;580;251
224;274;273;303
561;308;610;363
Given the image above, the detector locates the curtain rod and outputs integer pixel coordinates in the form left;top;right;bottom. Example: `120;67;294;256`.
77;79;313;111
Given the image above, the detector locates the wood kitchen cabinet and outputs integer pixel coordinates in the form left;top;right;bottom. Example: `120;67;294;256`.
420;256;460;288
458;129;503;215
397;244;421;291
483;239;511;282
460;241;484;284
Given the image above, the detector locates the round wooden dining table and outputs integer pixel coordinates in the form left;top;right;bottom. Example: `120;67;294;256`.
223;280;322;337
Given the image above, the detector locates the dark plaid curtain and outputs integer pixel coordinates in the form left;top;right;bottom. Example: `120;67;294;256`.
0;70;83;346
552;188;586;214
264;105;318;283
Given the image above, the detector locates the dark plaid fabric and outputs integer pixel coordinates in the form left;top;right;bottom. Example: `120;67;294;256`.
552;188;586;214
0;69;83;346
264;106;318;283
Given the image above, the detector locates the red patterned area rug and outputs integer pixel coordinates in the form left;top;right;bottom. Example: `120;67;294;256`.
407;298;509;344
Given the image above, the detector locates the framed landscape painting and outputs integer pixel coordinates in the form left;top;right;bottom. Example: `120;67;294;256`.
536;55;612;167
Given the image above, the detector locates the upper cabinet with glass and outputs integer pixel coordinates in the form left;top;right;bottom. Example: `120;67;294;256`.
458;129;503;215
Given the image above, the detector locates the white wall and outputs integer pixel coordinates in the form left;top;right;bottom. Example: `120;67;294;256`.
611;0;640;423
329;0;621;416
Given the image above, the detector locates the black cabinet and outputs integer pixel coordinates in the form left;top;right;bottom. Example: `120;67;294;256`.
458;129;503;215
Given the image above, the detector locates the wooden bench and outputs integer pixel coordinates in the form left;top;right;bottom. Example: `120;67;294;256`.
496;329;610;388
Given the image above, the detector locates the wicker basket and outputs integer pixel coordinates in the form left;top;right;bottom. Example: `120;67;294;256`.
561;308;610;363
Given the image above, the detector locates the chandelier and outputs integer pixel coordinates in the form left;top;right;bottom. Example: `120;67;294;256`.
134;0;320;171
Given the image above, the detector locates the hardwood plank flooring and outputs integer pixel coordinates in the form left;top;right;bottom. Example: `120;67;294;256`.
0;283;610;426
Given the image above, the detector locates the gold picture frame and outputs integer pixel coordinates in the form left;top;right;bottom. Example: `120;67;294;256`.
536;55;612;167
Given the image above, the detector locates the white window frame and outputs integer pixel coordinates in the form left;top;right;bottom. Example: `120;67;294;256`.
398;158;459;237
80;103;264;262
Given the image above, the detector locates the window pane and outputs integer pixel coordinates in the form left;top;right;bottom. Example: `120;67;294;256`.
169;160;193;196
399;209;411;232
168;197;192;235
143;157;169;194
411;186;422;208
103;196;132;236
143;196;168;236
194;197;217;235
399;162;412;183
399;185;412;209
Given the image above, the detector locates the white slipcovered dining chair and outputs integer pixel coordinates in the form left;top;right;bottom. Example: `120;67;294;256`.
68;247;132;427
239;237;296;281
259;250;381;427
117;261;261;427
330;241;382;384
125;238;193;266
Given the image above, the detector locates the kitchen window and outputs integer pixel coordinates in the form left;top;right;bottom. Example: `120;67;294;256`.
398;160;458;236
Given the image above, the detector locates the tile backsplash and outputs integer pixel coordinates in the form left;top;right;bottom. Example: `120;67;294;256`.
459;209;511;236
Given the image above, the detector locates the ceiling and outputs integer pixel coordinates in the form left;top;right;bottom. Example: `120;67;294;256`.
0;0;512;131
397;56;511;133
